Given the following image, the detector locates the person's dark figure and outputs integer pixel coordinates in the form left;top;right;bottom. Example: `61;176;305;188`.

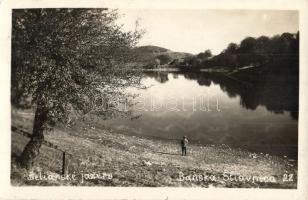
181;136;188;156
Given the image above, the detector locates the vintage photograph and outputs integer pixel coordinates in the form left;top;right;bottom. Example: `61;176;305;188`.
10;8;299;188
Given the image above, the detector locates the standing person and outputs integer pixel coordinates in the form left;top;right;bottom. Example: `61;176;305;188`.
181;136;189;156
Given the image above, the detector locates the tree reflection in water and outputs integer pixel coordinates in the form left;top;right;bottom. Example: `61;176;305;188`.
144;63;298;120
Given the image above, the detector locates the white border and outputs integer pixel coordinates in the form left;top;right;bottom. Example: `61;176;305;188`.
0;0;307;199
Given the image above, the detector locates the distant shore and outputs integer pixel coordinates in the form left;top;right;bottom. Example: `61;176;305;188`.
142;68;180;72
141;67;237;73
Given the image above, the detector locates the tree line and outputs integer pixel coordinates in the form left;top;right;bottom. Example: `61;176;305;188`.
177;32;299;70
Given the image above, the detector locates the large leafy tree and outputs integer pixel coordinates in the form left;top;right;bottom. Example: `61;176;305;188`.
12;8;143;169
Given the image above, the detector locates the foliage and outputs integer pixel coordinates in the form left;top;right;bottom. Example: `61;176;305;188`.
11;8;143;129
177;32;299;69
196;49;212;60
155;54;173;65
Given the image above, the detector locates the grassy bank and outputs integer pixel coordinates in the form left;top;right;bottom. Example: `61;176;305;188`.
11;109;297;188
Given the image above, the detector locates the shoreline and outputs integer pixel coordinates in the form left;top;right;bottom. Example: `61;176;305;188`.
11;109;297;187
98;125;298;160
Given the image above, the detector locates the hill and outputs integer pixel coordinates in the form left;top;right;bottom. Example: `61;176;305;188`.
131;45;192;68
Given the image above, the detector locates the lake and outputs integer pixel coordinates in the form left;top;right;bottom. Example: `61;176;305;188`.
102;71;298;158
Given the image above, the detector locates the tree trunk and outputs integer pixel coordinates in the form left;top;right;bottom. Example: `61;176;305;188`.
19;107;47;169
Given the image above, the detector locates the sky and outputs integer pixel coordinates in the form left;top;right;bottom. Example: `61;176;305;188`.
117;9;298;55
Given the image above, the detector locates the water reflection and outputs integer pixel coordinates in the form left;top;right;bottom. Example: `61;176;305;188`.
104;67;298;159
145;68;298;120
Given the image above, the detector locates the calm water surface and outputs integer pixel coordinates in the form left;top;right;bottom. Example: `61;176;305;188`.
103;71;298;158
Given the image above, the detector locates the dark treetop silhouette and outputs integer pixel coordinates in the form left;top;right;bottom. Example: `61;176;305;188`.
177;32;299;70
